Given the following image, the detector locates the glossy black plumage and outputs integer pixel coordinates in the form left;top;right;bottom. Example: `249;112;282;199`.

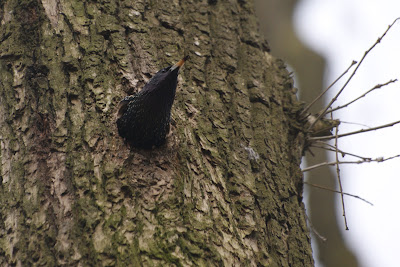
116;57;186;148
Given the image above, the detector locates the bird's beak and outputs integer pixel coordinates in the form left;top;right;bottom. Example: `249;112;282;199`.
170;56;189;71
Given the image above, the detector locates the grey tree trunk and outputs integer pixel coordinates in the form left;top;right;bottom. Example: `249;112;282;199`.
0;0;313;266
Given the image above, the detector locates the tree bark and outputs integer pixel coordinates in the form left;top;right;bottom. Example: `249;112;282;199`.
253;1;360;266
0;0;313;266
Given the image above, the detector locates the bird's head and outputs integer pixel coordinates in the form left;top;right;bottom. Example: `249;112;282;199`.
142;56;188;93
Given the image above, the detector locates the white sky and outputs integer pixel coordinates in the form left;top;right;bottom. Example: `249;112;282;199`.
294;1;400;267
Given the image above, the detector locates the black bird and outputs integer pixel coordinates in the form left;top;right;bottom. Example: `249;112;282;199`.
116;57;187;149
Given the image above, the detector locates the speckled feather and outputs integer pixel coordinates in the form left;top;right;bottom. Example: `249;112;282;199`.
117;59;185;149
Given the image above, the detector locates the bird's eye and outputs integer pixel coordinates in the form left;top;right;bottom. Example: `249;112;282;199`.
161;67;171;73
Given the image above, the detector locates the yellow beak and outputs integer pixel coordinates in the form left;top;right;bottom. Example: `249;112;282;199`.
170;56;189;71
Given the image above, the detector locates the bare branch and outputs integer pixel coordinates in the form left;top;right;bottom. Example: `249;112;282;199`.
301;60;357;115
309;119;400;141
305;213;327;242
311;143;371;160
302;160;362;172
339;121;371;128
302;158;392;172
308;17;400;131
335;126;349;230
384;154;400;161
326;79;398;114
305;142;400;172
304;182;373;206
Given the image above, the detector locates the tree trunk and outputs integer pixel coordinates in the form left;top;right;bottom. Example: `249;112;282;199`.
0;0;313;266
253;1;360;266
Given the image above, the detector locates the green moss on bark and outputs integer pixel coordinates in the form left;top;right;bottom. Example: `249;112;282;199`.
0;0;312;266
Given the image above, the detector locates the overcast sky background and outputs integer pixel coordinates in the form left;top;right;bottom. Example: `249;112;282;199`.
294;1;400;267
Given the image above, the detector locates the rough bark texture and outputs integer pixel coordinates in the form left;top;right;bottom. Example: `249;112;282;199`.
254;1;360;266
0;0;313;266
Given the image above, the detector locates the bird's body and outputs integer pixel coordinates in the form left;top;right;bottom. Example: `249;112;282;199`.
116;57;187;148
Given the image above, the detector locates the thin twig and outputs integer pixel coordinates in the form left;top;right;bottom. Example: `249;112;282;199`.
305;213;327;242
301;60;357;116
304;182;373;206
384;154;400;161
309;119;400;141
311;142;372;160
305;143;400;171
339;121;371;128
308;17;400;131
326;79;398;114
302;160;364;172
335;126;349;230
302;158;388;172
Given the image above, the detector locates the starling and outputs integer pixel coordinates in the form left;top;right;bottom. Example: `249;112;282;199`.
116;57;187;149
